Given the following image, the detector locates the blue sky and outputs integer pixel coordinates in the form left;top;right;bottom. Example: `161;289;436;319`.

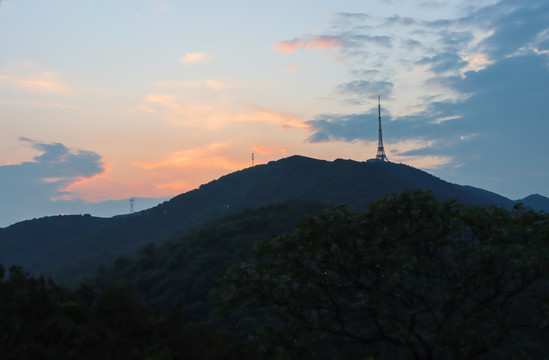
0;0;548;227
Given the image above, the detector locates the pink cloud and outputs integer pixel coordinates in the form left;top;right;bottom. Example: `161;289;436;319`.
273;36;344;54
155;1;167;11
283;66;298;72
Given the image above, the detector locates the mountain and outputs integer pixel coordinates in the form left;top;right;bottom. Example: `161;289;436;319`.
0;196;171;229
0;155;543;284
515;194;549;212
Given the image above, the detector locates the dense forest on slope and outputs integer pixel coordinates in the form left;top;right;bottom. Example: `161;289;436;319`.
0;265;263;360
85;200;326;332
2;191;549;359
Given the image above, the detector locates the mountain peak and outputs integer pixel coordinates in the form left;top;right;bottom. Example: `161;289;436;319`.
515;193;549;212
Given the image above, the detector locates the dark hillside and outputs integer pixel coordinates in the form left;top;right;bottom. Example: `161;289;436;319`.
0;215;111;276
369;160;514;208
457;185;515;208
86;200;326;331
0;155;531;284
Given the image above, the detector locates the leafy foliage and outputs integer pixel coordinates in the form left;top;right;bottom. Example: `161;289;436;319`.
222;191;549;359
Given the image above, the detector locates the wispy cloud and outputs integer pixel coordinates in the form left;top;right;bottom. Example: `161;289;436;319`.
283;65;299;72
155;1;167;11
180;52;211;64
0;66;69;93
273;33;392;55
273;35;344;54
417;52;469;73
337;80;394;100
139;93;307;130
134;142;247;171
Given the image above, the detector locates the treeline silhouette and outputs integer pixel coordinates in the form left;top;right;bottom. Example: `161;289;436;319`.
2;192;549;359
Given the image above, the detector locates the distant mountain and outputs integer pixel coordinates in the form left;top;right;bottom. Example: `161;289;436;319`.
515;194;549;212
0;155;544;284
0;196;171;228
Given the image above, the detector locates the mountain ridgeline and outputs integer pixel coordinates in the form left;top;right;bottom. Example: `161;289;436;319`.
0;155;547;284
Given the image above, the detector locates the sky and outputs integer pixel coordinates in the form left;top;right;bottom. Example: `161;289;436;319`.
0;0;548;227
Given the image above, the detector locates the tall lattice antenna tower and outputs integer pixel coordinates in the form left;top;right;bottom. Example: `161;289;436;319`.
375;95;389;162
129;197;135;214
252;152;255;167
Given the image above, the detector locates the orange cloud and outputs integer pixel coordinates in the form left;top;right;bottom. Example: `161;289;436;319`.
461;53;493;73
283;66;298;72
138;94;179;113
0;69;68;93
134;143;248;172
232;108;309;130
273;36;344;54
251;145;288;155
180;52;211;64
139;94;308;130
60;163;111;194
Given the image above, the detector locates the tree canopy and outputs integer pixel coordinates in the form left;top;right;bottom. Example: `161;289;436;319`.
222;191;549;359
0;266;259;360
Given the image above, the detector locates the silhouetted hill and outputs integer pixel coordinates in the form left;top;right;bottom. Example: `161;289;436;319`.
0;155;542;284
0;215;111;274
515;194;549;212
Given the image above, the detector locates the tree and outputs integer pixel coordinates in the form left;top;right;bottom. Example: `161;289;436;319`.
222;191;549;359
0;265;262;360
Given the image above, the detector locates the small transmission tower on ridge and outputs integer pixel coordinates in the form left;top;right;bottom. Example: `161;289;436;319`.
375;95;389;162
129;197;135;214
